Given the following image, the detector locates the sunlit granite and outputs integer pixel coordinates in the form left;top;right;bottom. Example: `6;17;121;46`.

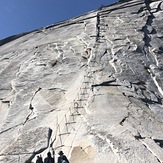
0;0;163;162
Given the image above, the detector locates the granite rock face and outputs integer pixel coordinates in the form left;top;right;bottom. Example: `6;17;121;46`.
0;0;163;162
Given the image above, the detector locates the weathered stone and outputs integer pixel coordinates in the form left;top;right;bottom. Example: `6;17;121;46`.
0;0;163;162
0;127;51;163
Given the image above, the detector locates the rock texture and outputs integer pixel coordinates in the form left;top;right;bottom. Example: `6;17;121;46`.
0;0;163;162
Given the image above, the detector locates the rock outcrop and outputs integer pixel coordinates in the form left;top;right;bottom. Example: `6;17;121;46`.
0;0;163;162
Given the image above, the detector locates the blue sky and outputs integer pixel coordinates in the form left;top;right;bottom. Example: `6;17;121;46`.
0;0;117;39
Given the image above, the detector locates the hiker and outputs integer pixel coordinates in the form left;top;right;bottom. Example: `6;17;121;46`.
57;151;69;163
44;152;54;163
36;155;43;163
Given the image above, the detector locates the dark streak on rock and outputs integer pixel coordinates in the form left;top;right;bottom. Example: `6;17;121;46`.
120;113;130;126
91;79;118;88
29;104;34;110
96;13;100;42
0;123;23;135
134;132;145;140
141;97;161;105
154;139;163;148
2;100;10;103
23;111;34;125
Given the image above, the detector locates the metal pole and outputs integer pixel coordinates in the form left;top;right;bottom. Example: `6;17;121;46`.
65;115;69;133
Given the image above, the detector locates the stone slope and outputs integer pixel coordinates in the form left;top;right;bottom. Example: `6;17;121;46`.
0;0;163;162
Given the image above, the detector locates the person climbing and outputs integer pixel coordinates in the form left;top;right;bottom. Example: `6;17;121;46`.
44;151;54;163
36;155;43;163
57;151;69;163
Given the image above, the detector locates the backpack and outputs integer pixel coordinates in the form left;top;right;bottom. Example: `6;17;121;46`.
61;156;68;163
62;160;67;163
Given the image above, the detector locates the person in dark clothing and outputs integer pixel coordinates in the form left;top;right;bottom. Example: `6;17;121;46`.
57;151;69;163
44;152;54;163
36;155;43;163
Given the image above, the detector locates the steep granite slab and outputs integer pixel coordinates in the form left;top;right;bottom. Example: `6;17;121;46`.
0;0;163;163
